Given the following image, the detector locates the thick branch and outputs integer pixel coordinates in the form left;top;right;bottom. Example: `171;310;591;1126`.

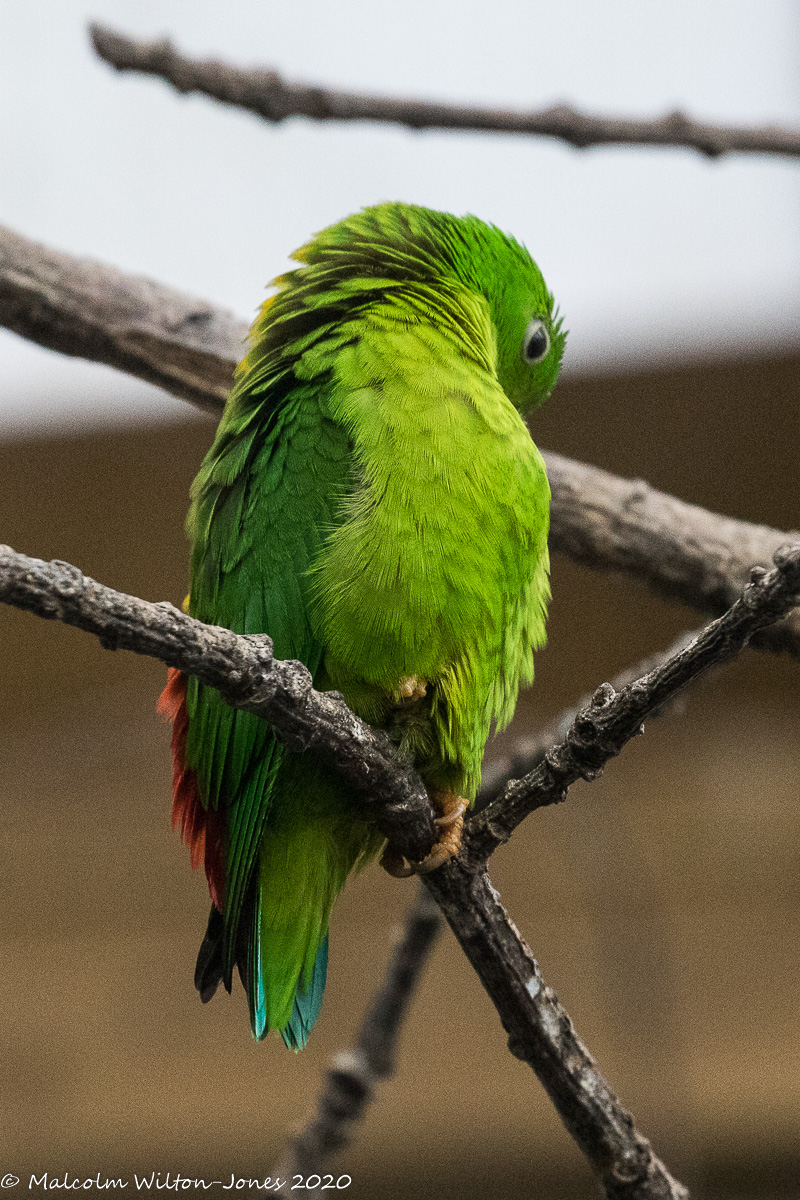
425;549;800;1194
2;224;798;658
273;887;442;1188
90;23;800;161
0;545;435;862
0;224;243;413
545;453;800;657
466;545;800;866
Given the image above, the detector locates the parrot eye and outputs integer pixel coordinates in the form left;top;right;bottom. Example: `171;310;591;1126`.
521;318;550;365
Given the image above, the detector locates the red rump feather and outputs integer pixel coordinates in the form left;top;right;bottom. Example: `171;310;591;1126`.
158;669;224;911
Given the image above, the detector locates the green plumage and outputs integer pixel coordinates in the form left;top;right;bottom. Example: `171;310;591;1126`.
182;203;565;1046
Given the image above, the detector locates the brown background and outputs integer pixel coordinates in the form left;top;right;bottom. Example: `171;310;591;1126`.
1;351;798;1198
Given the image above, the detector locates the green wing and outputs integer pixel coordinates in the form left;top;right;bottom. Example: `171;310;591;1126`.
185;361;352;989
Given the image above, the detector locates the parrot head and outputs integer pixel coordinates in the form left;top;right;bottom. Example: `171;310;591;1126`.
247;201;566;417
361;202;566;413
471;230;567;415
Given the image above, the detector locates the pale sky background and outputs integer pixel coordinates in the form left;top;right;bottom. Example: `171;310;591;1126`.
2;0;800;434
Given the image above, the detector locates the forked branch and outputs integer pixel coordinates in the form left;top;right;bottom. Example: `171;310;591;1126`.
3;543;800;1198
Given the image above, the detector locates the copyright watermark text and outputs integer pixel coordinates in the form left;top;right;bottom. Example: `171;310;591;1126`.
0;1172;352;1192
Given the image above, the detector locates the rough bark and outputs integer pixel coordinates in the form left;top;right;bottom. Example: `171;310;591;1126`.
0;224;243;413
5;542;800;1197
0;545;435;862
425;865;688;1200
466;546;800;865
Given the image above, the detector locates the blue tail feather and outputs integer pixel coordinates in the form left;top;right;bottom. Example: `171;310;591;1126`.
280;937;329;1051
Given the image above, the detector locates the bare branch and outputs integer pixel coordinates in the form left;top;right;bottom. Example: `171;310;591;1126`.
273;887;442;1188
2;224;798;659
1;34;791;1197
14;537;800;1195
90;23;800;162
4;540;797;870
0;545;435;863
425;865;688;1200
477;627;699;808
466;545;800;866
0;544;690;1198
545;453;800;657
0;224;244;414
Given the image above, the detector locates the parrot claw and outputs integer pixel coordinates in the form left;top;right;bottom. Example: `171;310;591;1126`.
380;791;468;878
396;675;428;702
414;794;467;873
380;844;417;878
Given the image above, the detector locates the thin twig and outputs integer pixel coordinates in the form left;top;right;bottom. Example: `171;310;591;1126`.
271;887;441;1191
2;223;798;658
90;23;800;161
477;628;699;808
465;547;800;867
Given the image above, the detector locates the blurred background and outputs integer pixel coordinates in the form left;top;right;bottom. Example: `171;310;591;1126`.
1;3;799;1197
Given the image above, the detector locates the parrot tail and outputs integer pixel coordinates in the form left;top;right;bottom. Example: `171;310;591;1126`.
245;779;380;1050
194;904;225;1003
163;673;380;1049
192;888;329;1050
243;815;343;1050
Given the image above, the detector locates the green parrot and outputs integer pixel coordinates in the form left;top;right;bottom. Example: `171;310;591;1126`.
159;202;565;1048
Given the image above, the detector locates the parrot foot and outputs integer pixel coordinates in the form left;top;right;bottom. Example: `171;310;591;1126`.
433;797;469;827
396;675;427;702
379;791;468;878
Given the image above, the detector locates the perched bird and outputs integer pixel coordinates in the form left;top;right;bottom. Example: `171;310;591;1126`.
159;202;565;1049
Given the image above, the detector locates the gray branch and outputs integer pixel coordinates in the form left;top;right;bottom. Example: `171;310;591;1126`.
272;886;442;1190
0;542;688;1196
545;453;800;658
424;865;688;1200
5;543;800;1197
0;223;243;414
2;223;798;659
2;34;795;1197
0;545;435;862
90;23;800;161
477;627;700;808
415;547;800;1200
466;546;800;866
0;544;699;1198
